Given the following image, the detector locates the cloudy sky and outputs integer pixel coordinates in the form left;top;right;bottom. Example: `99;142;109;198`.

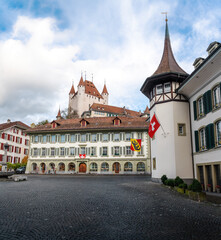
0;0;221;125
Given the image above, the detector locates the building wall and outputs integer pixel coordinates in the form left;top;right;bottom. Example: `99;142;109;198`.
190;73;221;191
150;101;193;181
0;127;30;164
26;130;150;174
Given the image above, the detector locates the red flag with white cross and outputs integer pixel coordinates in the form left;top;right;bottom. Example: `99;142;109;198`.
148;114;160;138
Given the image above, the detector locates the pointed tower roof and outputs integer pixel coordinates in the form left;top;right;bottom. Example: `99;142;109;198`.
102;83;109;95
69;84;75;95
56;108;61;119
153;19;186;76
78;76;84;86
140;18;188;99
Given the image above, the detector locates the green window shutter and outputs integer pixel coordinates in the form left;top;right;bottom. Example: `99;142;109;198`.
207;90;212;113
206;124;215;149
220;82;221;96
194;131;199;152
203;92;208;114
193;101;197;120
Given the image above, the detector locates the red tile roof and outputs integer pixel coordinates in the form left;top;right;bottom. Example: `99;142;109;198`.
84;80;103;99
0;121;30;131
56;108;61;118
144;106;150;114
78;76;84;86
25;116;148;133
90;103;140;117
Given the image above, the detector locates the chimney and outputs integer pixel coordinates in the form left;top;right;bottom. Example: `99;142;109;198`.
7;119;11;123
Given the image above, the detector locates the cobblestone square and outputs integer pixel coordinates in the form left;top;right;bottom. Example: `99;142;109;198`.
0;175;220;240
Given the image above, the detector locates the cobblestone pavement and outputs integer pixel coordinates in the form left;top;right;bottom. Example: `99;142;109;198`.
0;175;220;240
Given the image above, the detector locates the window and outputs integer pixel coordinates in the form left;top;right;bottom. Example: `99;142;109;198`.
212;85;220;109
42;136;47;143
80;147;86;154
199;128;206;151
91;134;97;142
60;135;65;143
42;148;46;156
197;96;204;117
34;136;38;143
91;147;96;156
215;120;221;146
101;162;109;172
114;133;120;141
153;87;155;96
137;162;145;171
90;163;98;172
114;146;120;156
124;162;133;172
156;84;163;94
60;147;65;156
125;133;131;141
51;135;56;143
153;158;156;170
51;148;55;156
81;134;86;142
164;82;171;93
150;91;152;99
70;134;76;142
70;147;75;156
102;133;108;142
178;123;186;136
33;148;38;156
126;146;132;155
102;147;108;156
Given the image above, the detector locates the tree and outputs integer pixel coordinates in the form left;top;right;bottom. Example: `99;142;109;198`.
61;107;79;119
37;120;49;126
21;156;28;166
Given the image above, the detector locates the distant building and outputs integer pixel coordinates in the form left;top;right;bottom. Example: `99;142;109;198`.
25;116;150;175
68;76;109;117
82;103;150;118
0;120;30;164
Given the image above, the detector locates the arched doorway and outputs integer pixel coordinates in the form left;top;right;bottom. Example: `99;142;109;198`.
49;163;55;174
113;162;120;173
40;163;46;173
58;162;65;172
68;163;75;172
32;163;37;172
79;163;86;173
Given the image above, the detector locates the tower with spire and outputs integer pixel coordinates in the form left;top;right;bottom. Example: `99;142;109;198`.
141;17;193;182
68;75;109;117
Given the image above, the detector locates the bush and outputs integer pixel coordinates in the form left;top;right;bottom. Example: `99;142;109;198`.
174;176;184;186
161;175;168;184
188;179;202;192
167;179;175;187
178;183;188;189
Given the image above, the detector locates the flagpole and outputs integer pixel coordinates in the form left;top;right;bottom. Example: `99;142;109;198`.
154;112;167;136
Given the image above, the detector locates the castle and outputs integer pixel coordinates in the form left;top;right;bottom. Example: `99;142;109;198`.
68;76;109;117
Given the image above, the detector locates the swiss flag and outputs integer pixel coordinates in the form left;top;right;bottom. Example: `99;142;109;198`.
79;154;86;159
148;114;160;138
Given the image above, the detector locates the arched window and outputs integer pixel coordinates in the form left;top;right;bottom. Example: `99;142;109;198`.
90;163;98;172
212;85;221;109
215;120;221;146
58;162;65;171
199;127;206;151
124;162;133;172
101;162;109;172
32;163;37;171
68;163;75;171
137;162;145;172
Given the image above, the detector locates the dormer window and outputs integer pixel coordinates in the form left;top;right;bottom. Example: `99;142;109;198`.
80;118;89;127
156;84;163;94
164;83;171;93
114;118;121;126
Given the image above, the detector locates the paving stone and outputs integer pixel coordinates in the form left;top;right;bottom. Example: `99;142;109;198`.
0;175;220;240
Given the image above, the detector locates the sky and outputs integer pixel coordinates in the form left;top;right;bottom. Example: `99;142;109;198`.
0;0;221;125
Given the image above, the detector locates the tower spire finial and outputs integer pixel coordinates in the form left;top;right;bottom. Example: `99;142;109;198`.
84;71;86;80
161;12;168;22
92;73;93;82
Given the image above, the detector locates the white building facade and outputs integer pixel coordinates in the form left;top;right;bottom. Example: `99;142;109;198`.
178;42;221;192
0;121;30;165
25;116;150;175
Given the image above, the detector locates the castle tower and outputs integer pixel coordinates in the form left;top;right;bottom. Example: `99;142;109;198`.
140;18;193;182
101;83;109;105
68;84;75;113
56;108;62;120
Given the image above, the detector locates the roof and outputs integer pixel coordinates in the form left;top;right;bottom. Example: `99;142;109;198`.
56;108;61;118
102;84;108;94
206;41;220;52
69;85;75;95
25;116;149;133
90;103;141;117
84;80;103;98
153;20;187;76
144;106;150;114
0;121;30;131
78;76;84;86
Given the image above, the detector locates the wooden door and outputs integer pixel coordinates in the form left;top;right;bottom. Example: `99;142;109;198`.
79;163;86;173
114;162;120;173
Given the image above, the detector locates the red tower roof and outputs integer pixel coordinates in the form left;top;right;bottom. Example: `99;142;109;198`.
69;85;75;95
102;83;108;95
56;108;61;118
153;19;186;76
78;76;84;86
